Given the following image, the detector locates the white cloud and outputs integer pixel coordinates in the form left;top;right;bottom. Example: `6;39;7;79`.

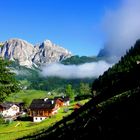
101;0;140;57
40;61;112;79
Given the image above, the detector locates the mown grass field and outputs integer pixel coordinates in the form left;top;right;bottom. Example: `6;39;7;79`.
0;90;89;140
6;90;53;106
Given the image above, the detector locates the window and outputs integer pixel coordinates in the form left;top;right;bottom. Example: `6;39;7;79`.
33;111;38;116
35;118;37;120
40;118;42;120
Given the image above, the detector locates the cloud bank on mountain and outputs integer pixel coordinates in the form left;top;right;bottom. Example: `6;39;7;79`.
41;61;112;79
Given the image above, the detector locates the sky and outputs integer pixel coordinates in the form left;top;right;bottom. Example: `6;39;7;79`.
0;0;121;56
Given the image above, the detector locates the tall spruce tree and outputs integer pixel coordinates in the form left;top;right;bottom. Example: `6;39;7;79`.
0;58;19;102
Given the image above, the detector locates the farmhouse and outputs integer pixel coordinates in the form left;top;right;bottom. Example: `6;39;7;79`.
29;98;59;122
54;97;64;107
0;102;20;118
54;96;70;107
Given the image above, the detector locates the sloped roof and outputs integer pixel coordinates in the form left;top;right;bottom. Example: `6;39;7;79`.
29;99;55;110
54;96;70;102
0;102;20;109
62;96;70;102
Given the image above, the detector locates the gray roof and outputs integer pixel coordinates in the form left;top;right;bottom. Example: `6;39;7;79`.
29;99;55;110
0;102;20;109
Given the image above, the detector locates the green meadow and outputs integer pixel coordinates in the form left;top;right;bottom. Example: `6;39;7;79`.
6;90;54;106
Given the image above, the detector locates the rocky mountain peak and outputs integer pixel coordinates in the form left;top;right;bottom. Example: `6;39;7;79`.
0;38;71;68
0;38;34;68
43;40;53;47
33;39;71;66
0;42;4;46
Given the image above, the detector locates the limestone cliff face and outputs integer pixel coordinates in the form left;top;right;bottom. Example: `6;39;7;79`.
0;39;34;68
0;38;71;68
33;40;71;66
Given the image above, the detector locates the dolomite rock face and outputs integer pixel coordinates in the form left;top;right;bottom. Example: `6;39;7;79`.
0;38;71;68
0;38;34;68
32;40;71;66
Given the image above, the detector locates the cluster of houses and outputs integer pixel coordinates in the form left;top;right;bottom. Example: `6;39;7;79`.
0;96;70;122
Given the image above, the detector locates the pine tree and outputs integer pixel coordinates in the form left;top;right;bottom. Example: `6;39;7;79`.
0;58;20;102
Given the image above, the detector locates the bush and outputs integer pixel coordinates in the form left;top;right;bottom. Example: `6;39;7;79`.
0;117;5;124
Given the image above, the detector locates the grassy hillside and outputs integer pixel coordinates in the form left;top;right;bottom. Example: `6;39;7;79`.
18;39;140;139
6;90;49;106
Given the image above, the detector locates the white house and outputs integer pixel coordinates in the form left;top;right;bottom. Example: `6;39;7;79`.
0;102;20;118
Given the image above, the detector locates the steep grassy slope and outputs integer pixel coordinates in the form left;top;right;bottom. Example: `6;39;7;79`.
18;40;140;140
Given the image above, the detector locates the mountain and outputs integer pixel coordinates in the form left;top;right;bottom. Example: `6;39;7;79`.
0;42;4;47
0;38;71;68
33;40;71;66
97;48;120;63
97;47;110;58
0;39;35;68
20;40;140;139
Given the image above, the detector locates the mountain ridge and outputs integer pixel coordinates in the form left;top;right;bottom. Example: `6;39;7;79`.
0;38;72;68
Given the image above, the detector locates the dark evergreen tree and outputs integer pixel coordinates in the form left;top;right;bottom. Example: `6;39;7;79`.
0;58;20;102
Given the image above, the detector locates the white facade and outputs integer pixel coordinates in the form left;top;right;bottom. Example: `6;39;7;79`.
33;116;47;122
64;101;70;106
2;105;20;117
